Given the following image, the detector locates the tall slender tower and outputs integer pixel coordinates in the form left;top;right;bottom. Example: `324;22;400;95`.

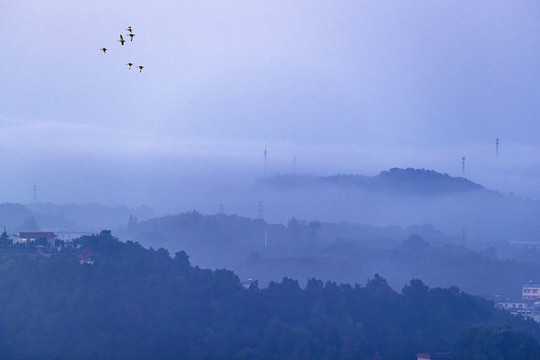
264;147;267;178
32;185;38;203
462;157;466;175
496;138;500;156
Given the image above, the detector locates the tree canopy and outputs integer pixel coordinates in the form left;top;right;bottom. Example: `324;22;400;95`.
0;231;538;359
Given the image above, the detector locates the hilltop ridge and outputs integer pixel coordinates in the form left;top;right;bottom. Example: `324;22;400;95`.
265;168;486;195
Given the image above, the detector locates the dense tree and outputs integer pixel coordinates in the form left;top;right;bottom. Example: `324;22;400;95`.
0;231;539;359
0;231;11;247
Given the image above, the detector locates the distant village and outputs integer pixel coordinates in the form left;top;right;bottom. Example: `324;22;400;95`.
0;231;97;265
497;284;540;322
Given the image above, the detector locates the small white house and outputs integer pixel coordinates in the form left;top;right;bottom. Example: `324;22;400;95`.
15;232;57;247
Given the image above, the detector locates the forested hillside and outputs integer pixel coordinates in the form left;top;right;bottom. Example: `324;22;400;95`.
122;211;540;299
0;231;539;359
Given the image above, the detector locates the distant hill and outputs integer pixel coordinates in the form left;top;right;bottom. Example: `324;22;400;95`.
0;202;154;234
265;168;485;195
256;168;540;242
121;210;540;299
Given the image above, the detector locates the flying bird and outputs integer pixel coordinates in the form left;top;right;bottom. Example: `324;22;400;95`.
99;48;107;54
118;34;125;45
137;65;144;73
126;63;133;70
125;26;133;33
128;33;135;41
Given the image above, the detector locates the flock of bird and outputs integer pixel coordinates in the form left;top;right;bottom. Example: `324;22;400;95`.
99;26;144;72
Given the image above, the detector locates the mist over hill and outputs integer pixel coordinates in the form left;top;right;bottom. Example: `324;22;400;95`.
256;168;540;242
266;168;485;194
0;202;154;234
3;167;538;246
119;209;540;299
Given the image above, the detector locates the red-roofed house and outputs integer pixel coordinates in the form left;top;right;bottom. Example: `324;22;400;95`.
78;248;97;265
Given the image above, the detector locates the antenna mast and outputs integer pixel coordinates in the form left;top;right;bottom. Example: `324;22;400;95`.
264;147;267;178
258;201;263;219
32;185;38;203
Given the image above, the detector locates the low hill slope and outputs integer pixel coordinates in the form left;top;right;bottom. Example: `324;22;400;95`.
258;168;540;242
0;231;539;359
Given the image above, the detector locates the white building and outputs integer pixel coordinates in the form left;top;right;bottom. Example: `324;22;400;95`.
15;232;57;247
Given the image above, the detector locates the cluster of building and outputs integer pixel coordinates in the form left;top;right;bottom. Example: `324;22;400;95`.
3;231;97;265
497;283;540;322
12;232;58;247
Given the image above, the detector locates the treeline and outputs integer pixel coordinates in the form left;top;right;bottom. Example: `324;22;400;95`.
0;231;539;359
266;168;485;194
0;202;154;234
122;211;540;299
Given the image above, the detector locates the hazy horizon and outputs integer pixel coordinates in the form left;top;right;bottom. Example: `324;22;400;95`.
2;1;540;212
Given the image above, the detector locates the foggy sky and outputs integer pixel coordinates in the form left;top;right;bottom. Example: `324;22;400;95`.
1;1;540;213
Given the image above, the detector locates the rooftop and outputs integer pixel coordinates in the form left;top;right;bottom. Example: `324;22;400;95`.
16;232;56;238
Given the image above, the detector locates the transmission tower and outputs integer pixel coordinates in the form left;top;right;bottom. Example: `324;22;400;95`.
264;147;267;178
258;201;263;219
32;185;38;203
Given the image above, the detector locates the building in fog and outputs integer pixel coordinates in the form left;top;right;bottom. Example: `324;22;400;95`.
497;283;540;322
522;284;540;300
15;232;57;247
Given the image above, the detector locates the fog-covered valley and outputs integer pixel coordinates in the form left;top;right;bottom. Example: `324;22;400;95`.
4;167;540;300
4;1;540;356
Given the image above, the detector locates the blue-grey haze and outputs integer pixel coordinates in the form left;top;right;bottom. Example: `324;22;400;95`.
1;1;540;213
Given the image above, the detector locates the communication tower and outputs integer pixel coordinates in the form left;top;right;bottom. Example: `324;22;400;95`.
264;147;267;178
